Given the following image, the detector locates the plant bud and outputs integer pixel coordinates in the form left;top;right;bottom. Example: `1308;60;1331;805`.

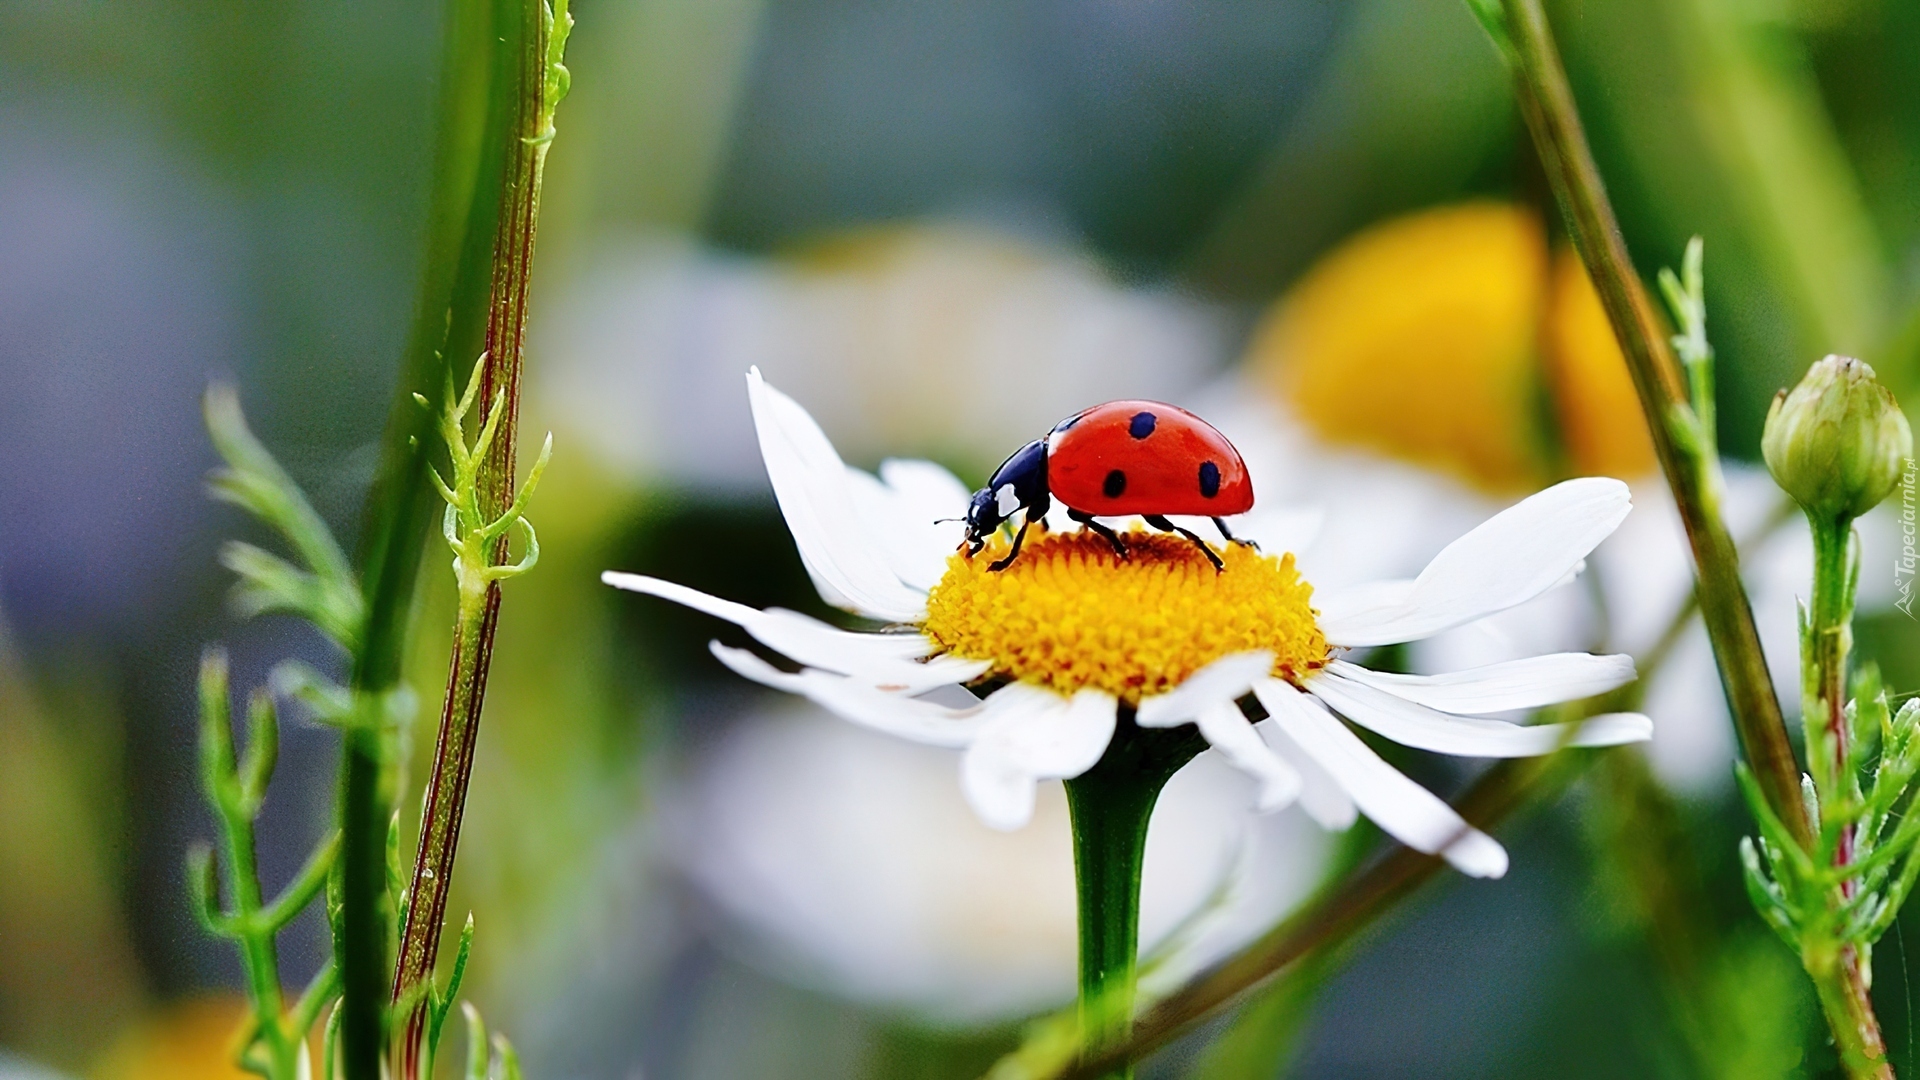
1762;355;1912;523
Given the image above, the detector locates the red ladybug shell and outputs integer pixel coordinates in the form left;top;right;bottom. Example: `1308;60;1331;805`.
1046;400;1254;517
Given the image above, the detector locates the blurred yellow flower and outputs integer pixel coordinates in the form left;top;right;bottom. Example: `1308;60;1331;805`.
94;997;283;1080
1543;247;1659;480
1244;201;1654;492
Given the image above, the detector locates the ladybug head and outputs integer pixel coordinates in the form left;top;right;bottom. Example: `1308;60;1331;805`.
962;438;1050;557
963;486;1004;556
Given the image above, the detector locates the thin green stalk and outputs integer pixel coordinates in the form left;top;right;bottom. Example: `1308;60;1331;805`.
199;662;293;1078
1062;711;1196;1080
1803;516;1890;1079
333;0;514;1070
1472;0;1808;846
1473;0;1903;1062
390;0;569;1073
191;652;343;1079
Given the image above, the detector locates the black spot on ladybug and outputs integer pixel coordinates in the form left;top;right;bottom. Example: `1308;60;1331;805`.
1104;469;1127;498
1198;461;1221;498
1128;411;1157;439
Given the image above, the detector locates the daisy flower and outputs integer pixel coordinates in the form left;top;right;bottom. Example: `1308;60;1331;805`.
604;369;1652;878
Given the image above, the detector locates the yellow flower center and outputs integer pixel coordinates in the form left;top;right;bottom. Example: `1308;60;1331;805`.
921;529;1329;704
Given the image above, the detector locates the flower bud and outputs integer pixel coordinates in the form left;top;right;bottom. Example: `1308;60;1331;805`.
1763;355;1913;523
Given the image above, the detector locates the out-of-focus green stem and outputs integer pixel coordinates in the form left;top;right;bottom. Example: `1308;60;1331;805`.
1481;0;1808;846
390;0;568;1074
333;0;517;1071
191;652;342;1079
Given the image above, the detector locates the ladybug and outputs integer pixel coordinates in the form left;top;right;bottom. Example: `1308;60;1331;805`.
963;400;1255;572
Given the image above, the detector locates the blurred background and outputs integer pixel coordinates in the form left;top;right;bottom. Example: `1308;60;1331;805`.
3;0;1920;1076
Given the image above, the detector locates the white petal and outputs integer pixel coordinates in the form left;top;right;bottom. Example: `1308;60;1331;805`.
1310;579;1413;625
1136;652;1274;729
1255;680;1508;878
1306;671;1653;757
879;458;974;525
709;643;991;748
1316;477;1631;646
602;572;987;693
844;463;967;594
747;368;928;622
962;685;1117;830
1194;700;1301;813
1259;719;1357;830
1326;654;1637;714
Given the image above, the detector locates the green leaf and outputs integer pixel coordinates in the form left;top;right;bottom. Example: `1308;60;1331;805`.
260;832;340;932
186;842;231;936
269;661;356;729
198;649;239;810
490;1032;523;1080
238;689;280;815
463;1003;490;1080
219;541;357;645
1460;0;1515;61
1738;838;1800;948
428;914;476;1057
1736;764;1815;880
204;384;365;652
322;1001;341;1080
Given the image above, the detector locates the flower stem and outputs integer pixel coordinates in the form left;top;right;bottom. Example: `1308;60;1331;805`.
1056;749;1582;1079
1063;711;1202;1080
1484;0;1809;847
1802;515;1890;1079
389;0;567;1072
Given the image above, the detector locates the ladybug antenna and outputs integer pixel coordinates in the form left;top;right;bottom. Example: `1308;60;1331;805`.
931;516;965;525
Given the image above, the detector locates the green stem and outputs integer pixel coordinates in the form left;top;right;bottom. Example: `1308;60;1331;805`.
334;0;509;1070
390;0;565;1072
1803;516;1889;1079
1063;712;1204;1080
1059;751;1581;1079
1065;785;1149;1080
196;656;304;1079
392;595;498;1077
1489;0;1809;847
332;730;387;1077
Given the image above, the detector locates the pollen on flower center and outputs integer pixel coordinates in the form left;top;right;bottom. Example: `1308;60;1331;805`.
921;529;1329;704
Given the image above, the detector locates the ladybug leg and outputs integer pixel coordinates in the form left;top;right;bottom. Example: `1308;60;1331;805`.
1212;516;1259;550
988;517;1034;572
1068;508;1129;560
1145;514;1225;573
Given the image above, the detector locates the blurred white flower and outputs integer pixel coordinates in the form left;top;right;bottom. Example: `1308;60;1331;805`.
671;701;1331;1024
535;223;1227;489
607;370;1650;880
